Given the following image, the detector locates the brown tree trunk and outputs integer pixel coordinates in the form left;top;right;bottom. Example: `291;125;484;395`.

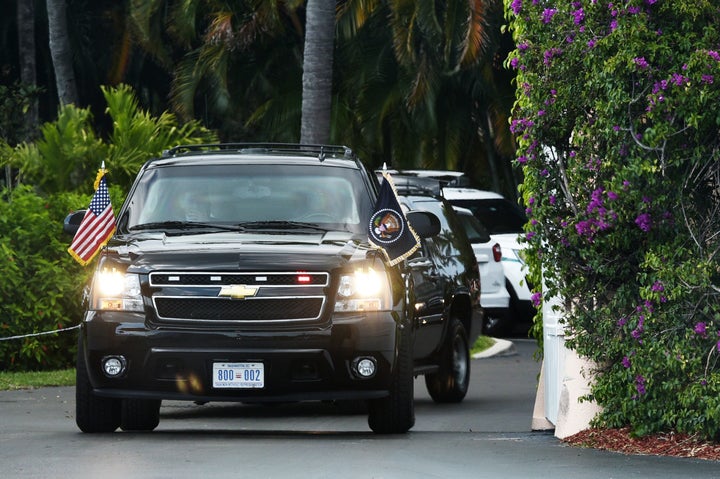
47;0;79;105
299;0;336;145
17;0;39;134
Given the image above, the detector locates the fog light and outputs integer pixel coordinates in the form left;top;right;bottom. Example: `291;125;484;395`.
352;357;377;379
102;356;127;377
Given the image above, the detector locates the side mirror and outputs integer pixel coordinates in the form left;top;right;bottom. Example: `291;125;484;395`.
63;210;86;236
406;210;441;239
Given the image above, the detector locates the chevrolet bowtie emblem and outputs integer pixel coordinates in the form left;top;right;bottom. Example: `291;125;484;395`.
218;284;259;299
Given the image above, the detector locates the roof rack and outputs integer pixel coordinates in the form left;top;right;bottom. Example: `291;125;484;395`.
162;143;357;163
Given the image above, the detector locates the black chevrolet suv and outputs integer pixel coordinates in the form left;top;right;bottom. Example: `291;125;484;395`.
68;144;483;434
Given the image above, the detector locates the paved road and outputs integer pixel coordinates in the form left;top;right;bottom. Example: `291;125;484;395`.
1;339;718;478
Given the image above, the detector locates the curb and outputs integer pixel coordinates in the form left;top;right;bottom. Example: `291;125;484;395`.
472;338;516;359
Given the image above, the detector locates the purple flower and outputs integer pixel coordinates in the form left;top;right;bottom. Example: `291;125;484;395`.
542;8;557;23
708;50;720;62
543;47;563;65
694;322;707;337
702;74;714;84
572;8;585;24
511;0;522;15
633;57;649;70
635;375;646;395
635;213;652;232
617;316;627;327
671;73;688;86
651;281;664;292
531;292;542;307
586;191;601;213
607;191;619;200
549;195;557;205
525;231;536;241
622;356;631;368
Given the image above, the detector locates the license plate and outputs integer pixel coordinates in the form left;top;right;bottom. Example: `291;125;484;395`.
213;362;264;389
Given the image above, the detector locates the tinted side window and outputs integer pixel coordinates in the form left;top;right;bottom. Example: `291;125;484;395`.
456;213;491;244
448;199;527;234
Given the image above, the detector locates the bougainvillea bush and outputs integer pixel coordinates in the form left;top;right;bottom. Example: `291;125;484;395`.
507;0;720;438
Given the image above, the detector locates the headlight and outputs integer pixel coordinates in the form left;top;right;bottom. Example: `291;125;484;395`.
92;268;144;312
334;268;390;312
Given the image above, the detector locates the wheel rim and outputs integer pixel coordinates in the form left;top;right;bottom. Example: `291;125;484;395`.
452;335;469;388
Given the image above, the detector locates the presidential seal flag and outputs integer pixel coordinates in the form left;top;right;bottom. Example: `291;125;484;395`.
68;166;116;266
369;172;420;265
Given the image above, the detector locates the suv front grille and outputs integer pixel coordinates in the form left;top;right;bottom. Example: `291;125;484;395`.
149;271;329;325
154;297;324;322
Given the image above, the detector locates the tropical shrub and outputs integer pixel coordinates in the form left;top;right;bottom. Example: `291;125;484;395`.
0;186;89;370
507;0;720;438
5;84;217;194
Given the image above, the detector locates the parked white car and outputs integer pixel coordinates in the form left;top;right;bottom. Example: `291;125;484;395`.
452;206;511;330
442;187;535;335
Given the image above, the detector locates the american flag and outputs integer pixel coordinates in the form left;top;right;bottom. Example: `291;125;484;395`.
68;172;116;266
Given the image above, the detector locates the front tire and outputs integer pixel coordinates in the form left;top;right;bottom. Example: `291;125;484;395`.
75;337;121;433
121;399;161;431
425;320;470;403
367;325;415;434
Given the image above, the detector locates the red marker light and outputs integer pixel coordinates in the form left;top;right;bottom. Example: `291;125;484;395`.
297;275;311;283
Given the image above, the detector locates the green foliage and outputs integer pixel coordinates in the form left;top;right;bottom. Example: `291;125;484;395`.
12;106;107;193
0;82;42;144
507;0;720;439
0;186;90;371
103;84;217;190
3;84;217;194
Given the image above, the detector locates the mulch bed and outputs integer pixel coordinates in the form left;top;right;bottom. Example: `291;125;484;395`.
562;427;720;461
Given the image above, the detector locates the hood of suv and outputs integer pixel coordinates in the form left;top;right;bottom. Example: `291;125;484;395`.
107;230;372;273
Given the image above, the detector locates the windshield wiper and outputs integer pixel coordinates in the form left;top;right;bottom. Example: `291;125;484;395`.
237;221;330;232
129;221;244;232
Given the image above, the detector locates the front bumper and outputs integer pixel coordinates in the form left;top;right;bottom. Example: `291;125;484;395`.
80;310;399;403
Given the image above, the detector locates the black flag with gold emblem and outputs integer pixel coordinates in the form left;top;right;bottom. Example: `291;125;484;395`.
368;172;420;265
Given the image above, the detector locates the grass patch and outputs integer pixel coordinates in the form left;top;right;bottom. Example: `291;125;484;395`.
471;335;496;356
0;369;75;391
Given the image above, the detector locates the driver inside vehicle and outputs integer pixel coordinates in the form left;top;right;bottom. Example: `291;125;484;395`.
178;190;212;221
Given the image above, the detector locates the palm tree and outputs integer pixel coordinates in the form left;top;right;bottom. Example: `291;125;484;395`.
300;0;336;144
336;0;517;195
47;0;79;105
128;0;306;141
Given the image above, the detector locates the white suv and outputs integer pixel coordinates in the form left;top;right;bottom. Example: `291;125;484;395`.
442;187;535;336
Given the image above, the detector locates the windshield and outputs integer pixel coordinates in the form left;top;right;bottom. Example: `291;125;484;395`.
447;199;528;235
120;164;374;234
